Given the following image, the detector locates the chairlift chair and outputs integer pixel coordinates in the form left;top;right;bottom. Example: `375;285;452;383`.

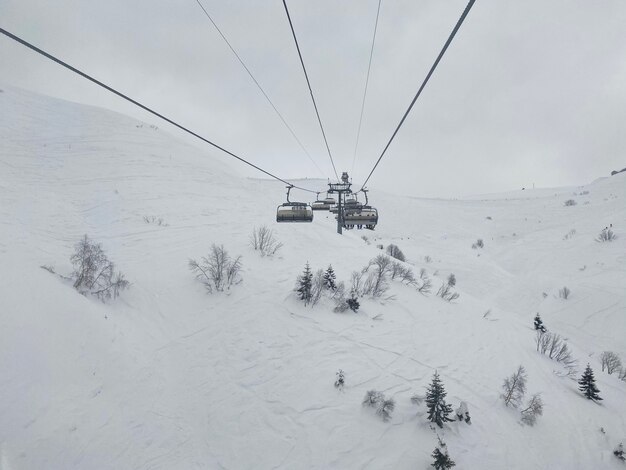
276;186;313;223
311;192;334;211
343;189;378;230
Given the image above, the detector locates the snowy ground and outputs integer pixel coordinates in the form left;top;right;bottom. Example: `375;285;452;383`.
1;85;625;469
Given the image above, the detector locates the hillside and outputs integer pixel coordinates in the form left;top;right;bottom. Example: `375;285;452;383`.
1;85;625;470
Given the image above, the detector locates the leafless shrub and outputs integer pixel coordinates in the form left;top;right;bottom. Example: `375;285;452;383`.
447;273;456;287
424;255;432;263
580;190;589;195
376;244;384;250
559;286;571;299
189;244;242;293
417;268;432;294
363;390;384;407
564;199;577;206
377;398;395;422
535;332;576;369
619;368;626;382
70;235;129;301
520;394;543;426
310;269;325;306
143;215;167;226
563;229;576;240
501;365;527;408
250;225;283;256
361;235;370;245
596;229;617;242
437;282;460;302
386;244;406;262
390;261;416;284
600;351;622;374
361;255;392;298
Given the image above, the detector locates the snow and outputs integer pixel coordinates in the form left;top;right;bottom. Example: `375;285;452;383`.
1;84;625;469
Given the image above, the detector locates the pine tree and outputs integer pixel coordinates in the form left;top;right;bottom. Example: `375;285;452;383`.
323;265;337;290
431;437;456;469
534;313;546;332
425;371;454;428
578;364;602;401
296;262;313;305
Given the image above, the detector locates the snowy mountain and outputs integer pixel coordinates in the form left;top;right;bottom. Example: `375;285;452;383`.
1;85;625;469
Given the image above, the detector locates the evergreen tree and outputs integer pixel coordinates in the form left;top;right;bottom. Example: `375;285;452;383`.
534;313;546;332
425;371;454;427
296;262;313;305
323;265;337;290
431;437;456;469
578;364;602;401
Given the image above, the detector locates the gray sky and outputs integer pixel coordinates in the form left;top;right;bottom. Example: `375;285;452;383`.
1;0;625;198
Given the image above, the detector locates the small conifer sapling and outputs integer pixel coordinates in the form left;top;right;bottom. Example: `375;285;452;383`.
425;371;454;428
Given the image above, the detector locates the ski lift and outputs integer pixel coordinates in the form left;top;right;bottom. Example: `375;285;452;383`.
276;186;313;223
311;192;334;211
343;189;378;230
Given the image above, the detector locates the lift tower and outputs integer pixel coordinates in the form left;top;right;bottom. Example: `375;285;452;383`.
327;172;352;235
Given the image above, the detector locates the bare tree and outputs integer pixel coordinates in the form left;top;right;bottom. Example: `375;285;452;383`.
189;244;242;293
535;332;577;371
520;394;543;426
559;286;571;299
386;244;406;261
600;351;622;374
250;226;283;256
501;365;527;408
70;235;129;301
361;255;392;297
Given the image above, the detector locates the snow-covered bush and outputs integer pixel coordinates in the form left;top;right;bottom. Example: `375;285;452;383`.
597;228;617;242
362;390;394;422
564;199;577;206
361;235;370;245
472;238;484;249
614;443;625;462
520;394;543;426
447;273;456;287
250;225;283;256
600;351;622;374
501;365;527;408
559;286;571;299
189;244;242;293
455;401;471;424
386;244;406;261
334;369;345;390
534;313;547;332
346;291;360;312
71;235;129;301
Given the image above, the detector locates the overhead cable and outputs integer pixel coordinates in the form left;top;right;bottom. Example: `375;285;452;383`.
0;27;320;195
281;0;339;181
360;0;476;190
193;0;327;178
351;0;383;177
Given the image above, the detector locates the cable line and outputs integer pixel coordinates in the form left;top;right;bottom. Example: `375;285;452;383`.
193;0;326;178
281;0;339;181
360;0;476;190
0;27;320;195
351;0;382;178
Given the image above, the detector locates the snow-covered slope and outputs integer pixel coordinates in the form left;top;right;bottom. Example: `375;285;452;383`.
1;85;625;469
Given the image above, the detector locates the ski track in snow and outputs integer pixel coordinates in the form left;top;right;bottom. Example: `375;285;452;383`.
1;85;625;469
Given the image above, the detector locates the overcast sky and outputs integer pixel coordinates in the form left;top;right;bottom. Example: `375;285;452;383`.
1;0;625;198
